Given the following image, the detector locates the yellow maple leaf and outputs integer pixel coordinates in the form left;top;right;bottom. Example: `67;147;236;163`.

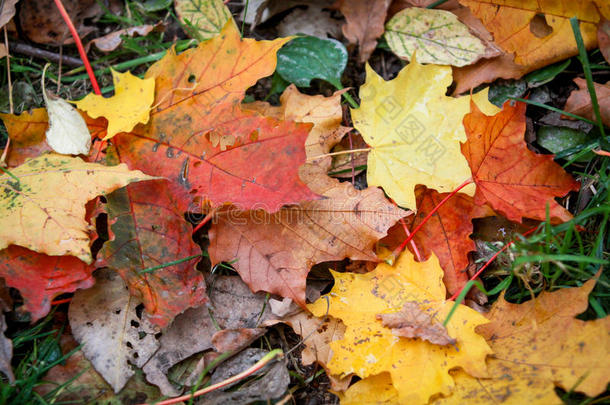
308;250;491;404
76;69;155;140
0;154;154;263
459;0;609;69
341;277;610;404
351;57;499;210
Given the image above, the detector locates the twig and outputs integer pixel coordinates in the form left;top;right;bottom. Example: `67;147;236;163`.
4;27;13;114
9;42;83;68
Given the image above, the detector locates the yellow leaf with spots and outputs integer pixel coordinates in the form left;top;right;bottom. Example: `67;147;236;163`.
75;69;155;140
0;154;154;263
351;56;499;210
308;250;491;404
339;277;610;404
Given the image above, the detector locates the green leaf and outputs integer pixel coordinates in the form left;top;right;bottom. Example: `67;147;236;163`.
141;0;172;12
174;0;233;42
384;8;486;67
276;36;348;89
537;126;593;162
489;80;527;107
524;59;570;87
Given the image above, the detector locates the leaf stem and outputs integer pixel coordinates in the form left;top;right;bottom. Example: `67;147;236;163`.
193;206;220;233
391;178;474;261
53;0;101;95
0;165;19;182
141;349;284;405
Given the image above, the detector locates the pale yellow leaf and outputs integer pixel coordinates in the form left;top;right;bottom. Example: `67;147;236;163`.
0;154;154;263
351;56;499;210
385;8;487;66
75;69;155;139
43;92;91;156
174;0;233;41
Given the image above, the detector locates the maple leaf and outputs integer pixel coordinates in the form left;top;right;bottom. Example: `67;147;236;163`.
564;78;610;127
0;246;95;322
75;69;155;139
352;57;499;210
0;154;154;263
0;108;106;168
409;186;492;296
69;268;161;393
112;22;318;212
461;101;580;223
308;250;492;404
459;0;608;69
97;178;207;328
209;165;407;305
337;0;391;63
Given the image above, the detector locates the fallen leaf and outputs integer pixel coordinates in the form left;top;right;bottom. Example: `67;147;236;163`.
36;333;161;404
0;0;18;29
308;250;491;404
175;0;233;41
461;101;580;223
328;133;368;178
385;8;486;67
451;53;529;95
0;109;106;167
458;0;608;69
43;90;91;156
142;274;278;396
410;186;485;297
0;246;95;322
377;301;456;346
88;23;163;52
336;373;398;405
600;18;610;63
0;287;13;383
563;78;610;127
433;277;610;403
208;165;408;305
337;0;391;63
96;160;207;328
0;154;154;263
351;56;499;210
69;268;161;393
113;22;318;212
203;348;290;405
75;69;155;139
277;7;342;38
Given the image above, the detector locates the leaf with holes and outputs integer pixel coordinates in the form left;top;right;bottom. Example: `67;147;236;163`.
112;22;318;212
69;268;161;393
462;100;580;223
0;154;154;263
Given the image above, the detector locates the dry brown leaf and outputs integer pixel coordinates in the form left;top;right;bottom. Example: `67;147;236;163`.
0;0;18;30
338;0;391;63
376;301;456;346
88;23;162;52
452;53;529;95
564;78;610;127
277;7;342;38
209;165;408;305
600;17;610;63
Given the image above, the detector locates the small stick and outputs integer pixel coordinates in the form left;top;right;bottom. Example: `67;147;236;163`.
140;349;284;405
593;148;610;157
9;42;83;67
4;27;13;114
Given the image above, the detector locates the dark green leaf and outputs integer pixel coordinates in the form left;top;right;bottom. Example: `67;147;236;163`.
537;126;593;162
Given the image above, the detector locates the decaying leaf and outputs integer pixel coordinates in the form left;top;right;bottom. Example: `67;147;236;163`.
385;8;486;67
0;246;95;321
209;165;408;305
0;0;18;30
43;90;91;156
563;78;610;127
451;53;530;95
600;18;610;63
75;69;155;139
88;23;162;52
114;22;318;211
308;250;491;404
459;0;608;69
462;101;580;223
277;7;342;38
69;268;161;393
0;154;154;263
376;301;456;346
175;0;233;41
352;57;499;209
337;0;391;63
143;275;278;396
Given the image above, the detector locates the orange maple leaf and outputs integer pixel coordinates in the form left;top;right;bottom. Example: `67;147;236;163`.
461;101;579;223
